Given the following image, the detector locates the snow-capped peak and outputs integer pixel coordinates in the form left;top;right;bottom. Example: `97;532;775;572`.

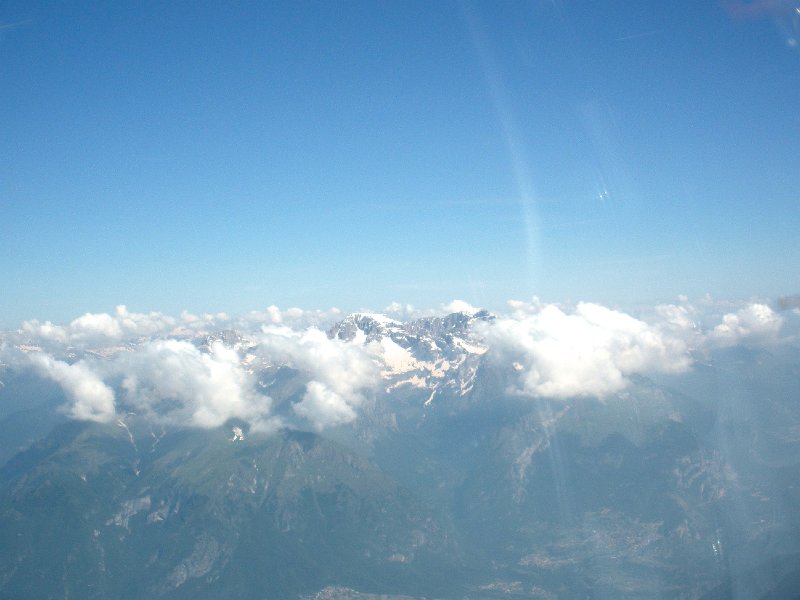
328;313;404;342
351;312;402;326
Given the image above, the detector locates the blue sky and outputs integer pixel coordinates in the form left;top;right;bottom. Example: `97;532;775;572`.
2;1;799;325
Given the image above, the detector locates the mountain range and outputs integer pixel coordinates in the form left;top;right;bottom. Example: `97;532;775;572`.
1;309;799;599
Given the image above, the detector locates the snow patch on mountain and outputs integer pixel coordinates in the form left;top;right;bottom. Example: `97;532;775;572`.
377;337;417;375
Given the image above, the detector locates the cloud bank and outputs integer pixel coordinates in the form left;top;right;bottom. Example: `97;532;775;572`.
17;304;345;348
258;327;379;430
116;340;276;432
29;353;116;422
21;305;179;345
6;297;794;432
481;301;693;399
708;303;783;346
26;339;277;432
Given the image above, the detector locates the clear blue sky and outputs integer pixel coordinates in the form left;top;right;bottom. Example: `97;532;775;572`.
2;1;799;325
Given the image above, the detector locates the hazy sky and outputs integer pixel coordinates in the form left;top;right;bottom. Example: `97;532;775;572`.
2;1;799;325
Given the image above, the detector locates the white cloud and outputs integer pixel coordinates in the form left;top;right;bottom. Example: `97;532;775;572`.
28;353;116;422
654;303;695;330
70;311;124;339
709;303;783;346
116;339;276;432
240;306;342;330
506;297;545;319
20;319;68;343
292;381;357;429
480;301;692;399
20;322;377;433
258;326;379;430
443;299;479;315
25;339;277;432
383;301;418;320
651;303;701;347
20;305;179;345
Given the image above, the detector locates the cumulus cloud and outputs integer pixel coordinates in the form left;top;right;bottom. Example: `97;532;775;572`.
443;299;480;315
19;319;69;344
13;306;375;433
480;301;692;399
239;305;342;330
20;305;180;345
709;303;783;346
24;339;276;432
115;340;276;432
28;353;116;422
258;327;379;430
653;303;696;333
650;303;703;350
383;301;418;320
293;381;358;427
